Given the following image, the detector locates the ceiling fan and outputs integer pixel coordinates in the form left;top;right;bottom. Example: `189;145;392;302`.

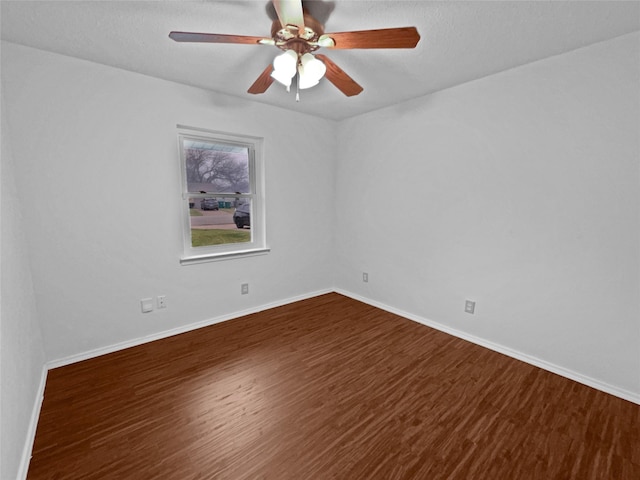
169;0;420;98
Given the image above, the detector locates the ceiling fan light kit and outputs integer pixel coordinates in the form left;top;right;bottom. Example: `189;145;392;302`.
169;0;420;100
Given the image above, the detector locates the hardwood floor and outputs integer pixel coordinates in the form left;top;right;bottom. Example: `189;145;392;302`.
28;293;639;479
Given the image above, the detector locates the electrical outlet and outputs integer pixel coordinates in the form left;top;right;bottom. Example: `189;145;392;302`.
363;272;369;283
157;295;167;309
465;300;476;314
141;298;153;313
241;283;249;295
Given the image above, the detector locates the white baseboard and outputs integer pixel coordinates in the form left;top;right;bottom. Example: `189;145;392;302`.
47;289;333;370
17;364;48;480
335;288;640;406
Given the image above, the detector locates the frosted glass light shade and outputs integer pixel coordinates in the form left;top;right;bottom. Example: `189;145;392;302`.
271;50;298;87
298;53;326;90
272;69;294;88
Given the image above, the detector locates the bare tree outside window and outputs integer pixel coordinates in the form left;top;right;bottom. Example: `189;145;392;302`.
185;144;250;193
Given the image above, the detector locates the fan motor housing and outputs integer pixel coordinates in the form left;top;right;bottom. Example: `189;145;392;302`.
271;12;324;53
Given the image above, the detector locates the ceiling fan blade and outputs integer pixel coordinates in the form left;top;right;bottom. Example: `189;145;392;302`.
315;54;363;97
319;27;420;49
247;64;275;95
169;31;272;45
272;0;305;32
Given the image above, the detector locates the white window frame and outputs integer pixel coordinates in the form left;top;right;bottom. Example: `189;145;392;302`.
177;125;268;265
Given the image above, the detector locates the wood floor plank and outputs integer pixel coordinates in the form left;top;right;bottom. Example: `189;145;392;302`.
27;293;639;479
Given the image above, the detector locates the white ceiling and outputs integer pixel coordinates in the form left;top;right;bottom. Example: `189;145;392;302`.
2;1;639;120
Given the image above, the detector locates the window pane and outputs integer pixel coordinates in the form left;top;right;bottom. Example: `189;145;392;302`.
189;198;251;247
184;139;250;194
178;126;266;264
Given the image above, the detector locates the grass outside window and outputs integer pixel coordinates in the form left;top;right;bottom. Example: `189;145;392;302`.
191;229;250;246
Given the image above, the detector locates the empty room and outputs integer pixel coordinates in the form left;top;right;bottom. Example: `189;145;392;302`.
1;1;639;479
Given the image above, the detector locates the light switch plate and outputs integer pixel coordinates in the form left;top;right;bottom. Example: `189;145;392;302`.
465;300;476;314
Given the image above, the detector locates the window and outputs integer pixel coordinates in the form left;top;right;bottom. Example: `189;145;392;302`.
177;126;267;264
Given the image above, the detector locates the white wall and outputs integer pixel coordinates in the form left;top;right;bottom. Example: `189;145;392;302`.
1;42;336;363
334;32;640;398
1;88;46;479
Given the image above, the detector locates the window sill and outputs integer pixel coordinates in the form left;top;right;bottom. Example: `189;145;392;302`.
180;247;270;265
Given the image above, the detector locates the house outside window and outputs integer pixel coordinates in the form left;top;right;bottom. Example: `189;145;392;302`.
178;126;267;264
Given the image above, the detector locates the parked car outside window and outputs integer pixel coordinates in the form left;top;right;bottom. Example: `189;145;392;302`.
200;198;219;211
233;203;250;228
